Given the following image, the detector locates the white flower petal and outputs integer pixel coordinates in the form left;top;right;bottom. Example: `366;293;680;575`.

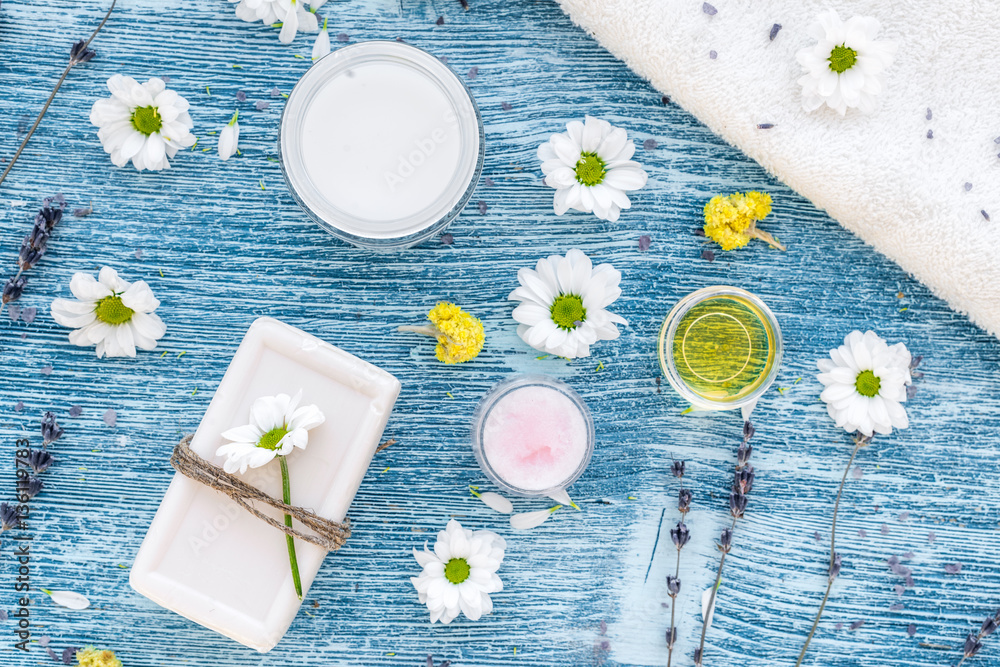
476;491;513;514
43;589;90;610
510;508;557;530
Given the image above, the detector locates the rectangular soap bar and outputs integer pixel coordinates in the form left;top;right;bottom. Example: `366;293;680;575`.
130;317;401;652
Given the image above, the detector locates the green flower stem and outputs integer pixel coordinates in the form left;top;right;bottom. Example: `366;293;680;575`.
793;438;863;667
278;455;303;600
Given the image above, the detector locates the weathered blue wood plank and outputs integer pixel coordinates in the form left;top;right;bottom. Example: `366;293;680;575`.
1;0;999;666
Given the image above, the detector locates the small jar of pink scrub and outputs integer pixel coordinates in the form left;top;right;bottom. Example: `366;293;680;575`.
471;375;595;498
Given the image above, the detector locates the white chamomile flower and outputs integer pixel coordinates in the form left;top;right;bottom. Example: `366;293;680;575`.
538;116;648;222
89;75;195;171
410;519;505;624
508;248;627;359
817;330;912;436
230;0;319;42
216;391;326;475
218;110;240;161
796;9;897;115
231;0;287;25
312;17;331;61
50;267;166;359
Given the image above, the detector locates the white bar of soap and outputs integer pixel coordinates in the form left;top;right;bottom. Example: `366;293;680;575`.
130;317;401;652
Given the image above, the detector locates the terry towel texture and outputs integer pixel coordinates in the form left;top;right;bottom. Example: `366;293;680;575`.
555;0;1000;337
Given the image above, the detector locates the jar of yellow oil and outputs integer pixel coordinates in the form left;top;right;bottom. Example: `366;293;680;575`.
658;287;783;410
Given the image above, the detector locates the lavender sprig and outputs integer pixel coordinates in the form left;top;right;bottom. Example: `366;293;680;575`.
955;609;1000;666
0;1;116;190
2;201;65;318
696;420;756;666
666;459;692;667
794;433;871;667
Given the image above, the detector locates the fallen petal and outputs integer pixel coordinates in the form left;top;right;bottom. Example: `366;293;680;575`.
42;589;90;610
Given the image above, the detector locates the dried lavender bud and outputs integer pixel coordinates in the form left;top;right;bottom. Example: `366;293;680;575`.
743;420;755;441
18;238;46;271
41;411;64;444
666;575;681;596
719;527;733;552
27;223;50;249
769;23;782;40
37;205;63;231
737;443;753;467
734;466;755;494
671;460;685;479
0;502;20;531
666;626;677;647
980;616;997;637
757;123;774;129
964;633;983;658
693;647;703;665
828;553;842;581
678;488;692;513
2;276;26;304
236;90;247;102
910;355;923;369
69;39;96;64
17;475;43;500
702;2;717;15
670;522;690;549
729;491;748;518
638;234;652;251
18;448;54;473
426;656;434;667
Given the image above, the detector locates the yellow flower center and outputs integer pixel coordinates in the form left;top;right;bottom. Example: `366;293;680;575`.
855;370;881;398
828;44;858;74
575;152;606;186
94;296;134;325
444;557;470;584
132;106;163;136
258;426;289;450
551;294;586;330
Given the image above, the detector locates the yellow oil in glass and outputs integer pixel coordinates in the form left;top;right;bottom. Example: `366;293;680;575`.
662;294;777;404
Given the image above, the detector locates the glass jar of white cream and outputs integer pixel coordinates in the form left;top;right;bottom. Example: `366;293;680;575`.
279;41;484;251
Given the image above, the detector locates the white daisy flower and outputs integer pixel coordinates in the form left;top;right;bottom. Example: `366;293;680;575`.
89;75;196;171
50;267;166;359
312;17;331;61
508;248;627;359
232;0;287;25
410;519;505;624
218;110;240;161
538;116;648;222
230;0;319;42
216;391;326;475
796;9;897;115
817;330;912;436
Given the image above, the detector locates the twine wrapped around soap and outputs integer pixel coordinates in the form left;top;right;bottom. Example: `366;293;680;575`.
171;435;350;551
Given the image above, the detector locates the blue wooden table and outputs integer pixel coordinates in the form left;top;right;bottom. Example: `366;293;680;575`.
2;1;999;665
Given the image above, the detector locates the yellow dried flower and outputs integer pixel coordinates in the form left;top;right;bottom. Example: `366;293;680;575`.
76;647;122;667
399;302;485;364
703;191;784;251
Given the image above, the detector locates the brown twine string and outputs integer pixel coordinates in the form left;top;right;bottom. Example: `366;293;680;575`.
170;435;350;552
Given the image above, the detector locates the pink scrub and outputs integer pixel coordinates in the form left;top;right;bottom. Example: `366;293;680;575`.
481;385;589;492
